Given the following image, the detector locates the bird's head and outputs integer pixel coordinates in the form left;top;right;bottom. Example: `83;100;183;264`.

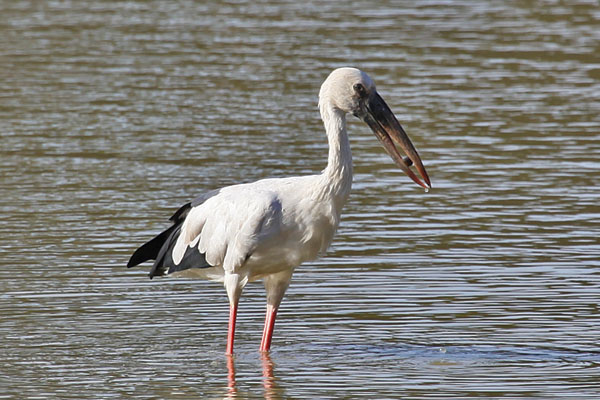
319;67;431;189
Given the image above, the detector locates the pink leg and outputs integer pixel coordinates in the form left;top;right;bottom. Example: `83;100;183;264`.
226;302;238;355
259;304;278;352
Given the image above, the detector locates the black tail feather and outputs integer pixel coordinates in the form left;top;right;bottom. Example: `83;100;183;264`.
148;224;182;278
127;202;212;279
126;224;178;269
148;224;211;278
127;202;192;269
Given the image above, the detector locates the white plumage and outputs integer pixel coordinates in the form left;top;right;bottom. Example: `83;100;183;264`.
128;67;431;354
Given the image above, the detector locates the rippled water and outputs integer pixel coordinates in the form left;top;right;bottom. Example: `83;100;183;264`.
1;1;599;398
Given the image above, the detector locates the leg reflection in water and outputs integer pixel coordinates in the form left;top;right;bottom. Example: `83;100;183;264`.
225;352;282;399
261;352;276;398
226;354;237;398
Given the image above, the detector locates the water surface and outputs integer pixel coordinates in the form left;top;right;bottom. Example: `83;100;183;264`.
1;1;599;398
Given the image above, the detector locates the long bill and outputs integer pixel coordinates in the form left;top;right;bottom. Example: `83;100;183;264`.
362;92;431;189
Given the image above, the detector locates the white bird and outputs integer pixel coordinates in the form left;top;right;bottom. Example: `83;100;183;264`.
127;67;431;355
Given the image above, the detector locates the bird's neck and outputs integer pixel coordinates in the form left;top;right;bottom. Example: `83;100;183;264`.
318;104;353;205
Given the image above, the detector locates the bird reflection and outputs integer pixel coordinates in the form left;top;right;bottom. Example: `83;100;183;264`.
260;352;277;398
226;354;237;397
225;353;281;399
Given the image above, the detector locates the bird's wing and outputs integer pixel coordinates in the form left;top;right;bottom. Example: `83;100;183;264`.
128;190;223;278
172;184;283;274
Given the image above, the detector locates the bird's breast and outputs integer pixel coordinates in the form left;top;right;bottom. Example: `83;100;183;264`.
245;198;340;280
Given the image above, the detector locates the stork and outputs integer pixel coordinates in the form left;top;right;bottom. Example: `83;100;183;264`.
127;67;431;355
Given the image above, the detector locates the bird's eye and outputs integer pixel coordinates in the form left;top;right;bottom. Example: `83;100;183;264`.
353;83;367;97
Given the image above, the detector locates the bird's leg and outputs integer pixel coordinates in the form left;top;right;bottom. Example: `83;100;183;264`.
224;273;245;355
261;270;293;352
260;304;278;352
226;300;238;356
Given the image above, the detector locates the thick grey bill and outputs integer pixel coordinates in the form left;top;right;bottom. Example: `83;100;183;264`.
363;92;431;189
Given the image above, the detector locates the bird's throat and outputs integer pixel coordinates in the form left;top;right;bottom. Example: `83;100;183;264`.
321;106;353;205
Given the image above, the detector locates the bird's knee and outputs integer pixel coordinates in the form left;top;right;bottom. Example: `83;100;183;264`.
264;270;293;307
224;273;247;305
